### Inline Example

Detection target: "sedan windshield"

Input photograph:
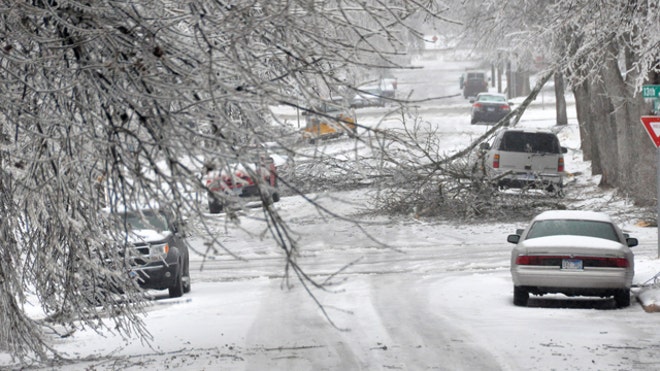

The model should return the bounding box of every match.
[525,219,619,242]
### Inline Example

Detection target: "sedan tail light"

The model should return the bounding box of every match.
[515,255,629,268]
[500,105,510,111]
[473,103,483,109]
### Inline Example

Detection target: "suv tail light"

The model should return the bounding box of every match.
[558,157,564,172]
[493,154,500,169]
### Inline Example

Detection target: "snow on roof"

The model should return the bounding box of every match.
[533,210,614,223]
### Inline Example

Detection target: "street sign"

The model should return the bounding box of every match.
[641,116,660,147]
[643,85,660,98]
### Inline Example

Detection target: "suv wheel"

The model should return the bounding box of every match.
[546,184,565,198]
[169,271,184,298]
[182,261,191,294]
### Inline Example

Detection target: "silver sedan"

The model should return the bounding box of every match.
[507,210,637,308]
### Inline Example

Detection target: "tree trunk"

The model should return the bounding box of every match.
[588,42,656,204]
[588,70,618,186]
[572,79,596,166]
[600,52,633,193]
[554,71,568,126]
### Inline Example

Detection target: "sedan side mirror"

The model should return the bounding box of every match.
[469,98,476,103]
[626,237,638,248]
[507,234,520,244]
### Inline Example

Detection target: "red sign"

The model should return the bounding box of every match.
[641,116,660,147]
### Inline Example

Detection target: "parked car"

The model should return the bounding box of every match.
[351,85,385,108]
[478,129,567,194]
[507,210,637,308]
[460,70,488,98]
[114,208,191,298]
[470,93,512,124]
[204,153,280,213]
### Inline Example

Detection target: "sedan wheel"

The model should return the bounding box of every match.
[513,286,529,307]
[613,289,631,308]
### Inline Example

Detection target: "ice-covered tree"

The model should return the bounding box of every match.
[457,0,660,204]
[0,0,447,362]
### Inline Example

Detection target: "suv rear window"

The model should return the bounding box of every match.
[498,132,561,154]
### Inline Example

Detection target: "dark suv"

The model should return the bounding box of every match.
[119,209,191,298]
[460,71,488,98]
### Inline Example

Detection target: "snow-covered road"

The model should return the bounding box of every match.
[5,50,660,371]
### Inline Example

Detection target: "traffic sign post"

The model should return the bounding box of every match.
[641,116,660,257]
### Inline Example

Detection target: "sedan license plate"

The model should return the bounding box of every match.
[487,107,495,112]
[562,259,583,270]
